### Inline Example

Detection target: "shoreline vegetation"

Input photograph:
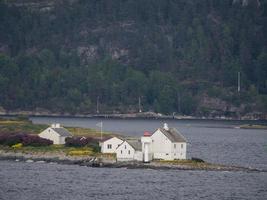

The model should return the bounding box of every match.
[1,111,267,122]
[0,118,266,172]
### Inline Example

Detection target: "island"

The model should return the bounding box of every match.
[0,117,265,172]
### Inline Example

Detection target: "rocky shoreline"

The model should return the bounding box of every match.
[0,151,265,173]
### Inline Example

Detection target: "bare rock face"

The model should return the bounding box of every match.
[6,0,79,12]
[198,96,245,117]
[109,48,129,60]
[77,46,99,63]
[200,96,229,111]
[232,0,261,7]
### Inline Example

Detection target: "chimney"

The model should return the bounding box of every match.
[163,123,169,131]
[51,123,60,128]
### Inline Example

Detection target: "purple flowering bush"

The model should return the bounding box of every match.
[0,133,52,146]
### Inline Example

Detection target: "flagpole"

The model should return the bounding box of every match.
[101,121,103,140]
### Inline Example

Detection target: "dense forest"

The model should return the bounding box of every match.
[0,0,266,117]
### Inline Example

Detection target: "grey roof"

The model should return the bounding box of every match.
[126,139,142,151]
[52,128,73,137]
[158,128,186,143]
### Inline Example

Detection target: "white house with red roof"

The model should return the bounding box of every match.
[100,123,187,162]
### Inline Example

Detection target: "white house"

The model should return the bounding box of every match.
[115,139,143,161]
[99,137,124,153]
[148,123,187,161]
[101,123,187,162]
[39,123,73,145]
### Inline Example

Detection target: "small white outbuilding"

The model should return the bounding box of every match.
[39,123,73,145]
[99,137,124,153]
[115,139,143,162]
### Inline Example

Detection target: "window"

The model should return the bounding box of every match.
[125,145,127,149]
[166,153,169,156]
[128,150,130,155]
[121,150,122,154]
[107,144,112,149]
[181,144,183,149]
[174,144,176,148]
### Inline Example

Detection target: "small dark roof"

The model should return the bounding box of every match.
[52,128,72,137]
[126,139,142,151]
[158,128,186,143]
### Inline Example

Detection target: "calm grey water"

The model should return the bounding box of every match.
[0,160,266,200]
[1,117,266,200]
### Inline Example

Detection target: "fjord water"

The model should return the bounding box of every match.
[0,161,266,200]
[1,117,266,200]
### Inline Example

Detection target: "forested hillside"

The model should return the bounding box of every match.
[0,0,266,118]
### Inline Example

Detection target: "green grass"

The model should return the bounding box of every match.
[0,144,99,156]
[239,124,267,129]
[0,118,48,134]
[154,159,224,168]
[0,117,122,138]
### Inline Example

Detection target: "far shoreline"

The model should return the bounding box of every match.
[1,112,267,122]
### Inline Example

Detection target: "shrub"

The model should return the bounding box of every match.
[65,137,97,147]
[0,134,52,147]
[12,143,23,148]
[4,134,25,146]
[90,143,101,153]
[0,134,8,144]
[22,135,53,146]
[67,149,93,156]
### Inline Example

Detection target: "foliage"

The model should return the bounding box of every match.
[22,135,53,146]
[67,149,93,156]
[0,133,52,146]
[0,0,266,115]
[65,136,97,147]
[11,143,23,148]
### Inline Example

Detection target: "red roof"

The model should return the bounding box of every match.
[143,131,151,137]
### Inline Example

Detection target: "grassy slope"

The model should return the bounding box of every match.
[0,118,120,137]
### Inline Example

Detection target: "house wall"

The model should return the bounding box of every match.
[59,136,67,145]
[151,129,173,160]
[172,142,187,159]
[101,137,123,153]
[116,142,136,161]
[39,128,62,144]
[134,151,143,161]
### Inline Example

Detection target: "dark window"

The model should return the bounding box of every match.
[181,144,183,149]
[174,144,176,148]
[121,150,122,154]
[125,145,126,149]
[107,144,112,149]
[128,150,130,154]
